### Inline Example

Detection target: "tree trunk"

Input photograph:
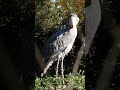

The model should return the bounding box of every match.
[35,42,46,72]
[0,40,26,90]
[85,0,101,55]
[72,37,85,74]
[95,24,120,90]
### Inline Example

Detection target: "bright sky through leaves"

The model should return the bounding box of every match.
[51,0,56,3]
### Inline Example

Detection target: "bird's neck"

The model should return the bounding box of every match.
[70,26,77,30]
[69,26,77,34]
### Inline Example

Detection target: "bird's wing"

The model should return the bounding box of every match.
[42,28,73,60]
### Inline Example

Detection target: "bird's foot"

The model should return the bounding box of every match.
[62,81,66,90]
[41,73,44,77]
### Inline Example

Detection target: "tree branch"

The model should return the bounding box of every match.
[72,37,85,74]
[35,42,46,72]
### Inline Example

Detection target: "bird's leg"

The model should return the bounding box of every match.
[61,56,65,85]
[56,58,60,77]
[41,60,54,77]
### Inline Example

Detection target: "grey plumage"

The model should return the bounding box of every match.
[43,27,76,60]
[41,13,79,77]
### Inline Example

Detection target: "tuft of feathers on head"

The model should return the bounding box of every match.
[70,13,80,25]
[61,13,80,28]
[68,13,80,28]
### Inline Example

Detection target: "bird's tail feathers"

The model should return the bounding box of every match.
[41,58,56,77]
[41,54,62,77]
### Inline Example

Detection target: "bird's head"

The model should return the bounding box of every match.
[69,13,79,28]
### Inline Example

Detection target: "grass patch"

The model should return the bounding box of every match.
[35,73,85,90]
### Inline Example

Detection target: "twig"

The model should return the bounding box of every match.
[72,37,85,74]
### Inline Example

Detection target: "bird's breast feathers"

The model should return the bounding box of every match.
[43,27,77,59]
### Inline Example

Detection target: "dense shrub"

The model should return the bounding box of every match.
[35,73,85,90]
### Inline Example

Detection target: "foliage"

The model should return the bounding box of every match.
[35,0,85,74]
[35,73,85,90]
[0,0,34,33]
[0,0,34,53]
[35,0,85,37]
